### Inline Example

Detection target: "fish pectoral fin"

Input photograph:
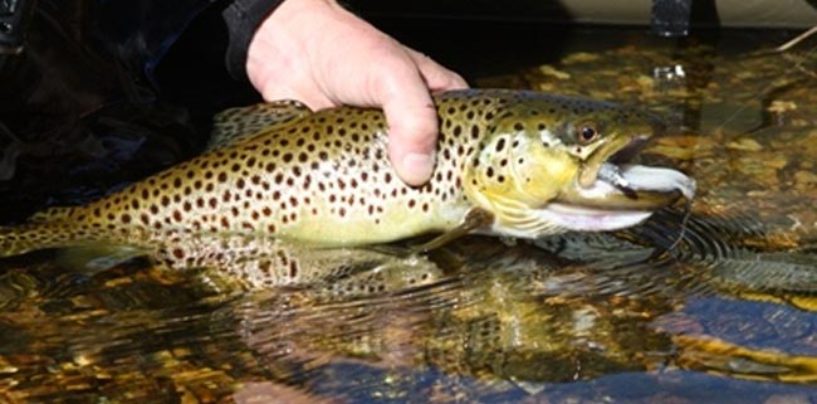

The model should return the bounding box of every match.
[412,208,494,253]
[208,100,313,150]
[56,244,150,275]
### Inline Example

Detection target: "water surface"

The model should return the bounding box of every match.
[2,28,817,402]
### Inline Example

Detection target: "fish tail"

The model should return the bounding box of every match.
[0,221,99,257]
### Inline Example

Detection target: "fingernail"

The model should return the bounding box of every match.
[401,152,435,185]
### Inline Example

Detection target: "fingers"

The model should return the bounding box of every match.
[375,59,440,186]
[406,48,469,92]
[258,83,337,111]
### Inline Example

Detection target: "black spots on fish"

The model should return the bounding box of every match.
[217,172,228,183]
[486,167,495,178]
[470,125,480,140]
[495,138,506,153]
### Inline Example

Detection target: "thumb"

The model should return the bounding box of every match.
[377,63,440,187]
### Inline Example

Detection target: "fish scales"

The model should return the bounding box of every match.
[40,93,503,244]
[0,89,692,288]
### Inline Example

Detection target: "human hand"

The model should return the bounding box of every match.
[245,0,468,186]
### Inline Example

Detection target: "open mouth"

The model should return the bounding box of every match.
[558,135,696,212]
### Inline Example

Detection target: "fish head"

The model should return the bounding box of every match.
[463,93,694,238]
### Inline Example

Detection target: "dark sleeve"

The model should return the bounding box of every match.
[95,0,285,85]
[94,0,219,83]
[222,0,286,80]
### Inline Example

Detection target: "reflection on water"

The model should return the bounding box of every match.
[3,30,817,401]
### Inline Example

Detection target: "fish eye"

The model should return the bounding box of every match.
[578,125,598,144]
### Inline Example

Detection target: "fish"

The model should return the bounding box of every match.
[0,89,695,287]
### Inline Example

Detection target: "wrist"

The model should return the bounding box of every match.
[245,0,346,95]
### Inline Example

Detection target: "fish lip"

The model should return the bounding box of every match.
[578,133,651,188]
[608,134,650,165]
[559,158,695,211]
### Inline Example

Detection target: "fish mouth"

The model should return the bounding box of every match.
[558,135,696,212]
[578,133,651,188]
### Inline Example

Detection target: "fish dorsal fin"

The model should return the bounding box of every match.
[208,100,312,150]
[28,206,74,223]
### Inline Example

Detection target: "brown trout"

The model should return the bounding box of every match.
[0,89,694,287]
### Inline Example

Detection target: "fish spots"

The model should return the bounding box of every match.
[50,92,528,278]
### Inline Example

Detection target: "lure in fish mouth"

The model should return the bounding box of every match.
[459,93,695,239]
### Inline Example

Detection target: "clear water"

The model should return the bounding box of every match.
[2,27,817,402]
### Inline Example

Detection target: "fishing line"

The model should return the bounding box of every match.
[665,198,693,254]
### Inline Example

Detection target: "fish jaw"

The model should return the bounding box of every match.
[535,164,694,234]
[484,164,695,238]
[558,164,696,211]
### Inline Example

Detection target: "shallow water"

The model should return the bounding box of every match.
[3,28,817,402]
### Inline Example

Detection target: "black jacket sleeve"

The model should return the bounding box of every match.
[222,0,286,80]
[94,0,218,82]
[95,0,285,84]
